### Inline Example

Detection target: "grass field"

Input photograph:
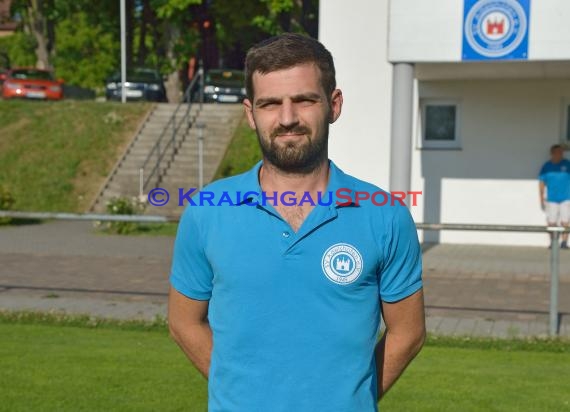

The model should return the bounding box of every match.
[213,117,261,180]
[0,100,150,212]
[1,314,569,412]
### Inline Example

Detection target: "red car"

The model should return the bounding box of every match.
[1,68,64,100]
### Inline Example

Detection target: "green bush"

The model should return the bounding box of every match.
[53,12,119,91]
[0,32,36,68]
[0,186,14,225]
[96,196,145,235]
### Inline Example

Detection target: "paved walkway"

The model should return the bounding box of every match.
[1,220,569,337]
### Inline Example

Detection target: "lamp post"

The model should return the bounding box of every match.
[120,0,127,103]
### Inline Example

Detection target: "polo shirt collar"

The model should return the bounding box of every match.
[235,159,357,208]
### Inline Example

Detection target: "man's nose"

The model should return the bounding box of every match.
[278,100,299,128]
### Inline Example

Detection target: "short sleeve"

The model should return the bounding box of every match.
[170,208,213,300]
[378,205,423,303]
[538,163,548,181]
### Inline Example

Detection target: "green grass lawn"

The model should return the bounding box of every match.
[213,117,261,180]
[0,100,150,212]
[1,314,569,412]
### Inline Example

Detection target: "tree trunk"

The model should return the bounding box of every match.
[136,0,151,66]
[28,0,51,69]
[126,0,135,68]
[301,0,318,38]
[164,24,181,103]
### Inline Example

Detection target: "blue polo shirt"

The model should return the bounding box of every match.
[539,159,570,203]
[170,160,423,412]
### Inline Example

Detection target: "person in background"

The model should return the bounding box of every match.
[539,144,570,248]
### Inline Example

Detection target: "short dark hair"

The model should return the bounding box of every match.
[551,144,562,153]
[244,33,336,101]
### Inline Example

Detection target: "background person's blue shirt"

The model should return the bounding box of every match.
[539,159,570,203]
[170,160,423,412]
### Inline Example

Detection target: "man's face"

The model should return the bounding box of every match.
[552,147,564,163]
[244,63,342,174]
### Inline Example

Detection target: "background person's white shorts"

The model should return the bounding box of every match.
[545,201,570,224]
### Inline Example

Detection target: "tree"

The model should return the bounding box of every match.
[11,0,56,69]
[210,0,319,68]
[3,0,320,94]
[53,12,118,89]
[252,0,318,37]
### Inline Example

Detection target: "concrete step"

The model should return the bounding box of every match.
[107,173,143,183]
[151,110,197,118]
[173,152,227,163]
[109,166,149,175]
[99,188,140,200]
[91,101,242,214]
[153,105,198,113]
[180,138,233,147]
[177,140,231,149]
[126,143,180,154]
[167,157,222,170]
[165,171,219,182]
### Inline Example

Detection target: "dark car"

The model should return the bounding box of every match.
[200,69,246,103]
[105,68,167,102]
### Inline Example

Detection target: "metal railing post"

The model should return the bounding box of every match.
[196,122,205,190]
[172,115,176,159]
[140,67,202,192]
[155,140,161,184]
[549,230,560,336]
[199,64,204,111]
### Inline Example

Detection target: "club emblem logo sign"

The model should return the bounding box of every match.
[462,0,530,60]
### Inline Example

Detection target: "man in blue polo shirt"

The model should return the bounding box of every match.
[168,33,425,411]
[539,144,570,248]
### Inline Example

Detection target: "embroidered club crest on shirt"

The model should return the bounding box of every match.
[321,243,363,285]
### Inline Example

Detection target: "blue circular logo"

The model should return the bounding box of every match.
[464,0,527,58]
[321,243,363,285]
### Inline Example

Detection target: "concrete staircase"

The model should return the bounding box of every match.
[154,104,244,216]
[90,103,244,217]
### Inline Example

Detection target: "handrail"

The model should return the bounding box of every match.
[416,223,570,232]
[0,212,562,337]
[415,221,565,337]
[88,104,156,212]
[140,67,205,191]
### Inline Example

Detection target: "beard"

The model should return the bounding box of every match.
[256,121,329,174]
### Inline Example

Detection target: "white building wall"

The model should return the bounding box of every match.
[389,0,570,62]
[411,79,570,246]
[319,0,392,187]
[320,1,570,246]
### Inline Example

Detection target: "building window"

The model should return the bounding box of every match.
[419,100,461,149]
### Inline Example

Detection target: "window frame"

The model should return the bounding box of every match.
[418,99,462,150]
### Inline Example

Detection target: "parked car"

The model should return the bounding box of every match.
[105,68,167,102]
[1,68,64,101]
[199,69,246,103]
[0,68,7,86]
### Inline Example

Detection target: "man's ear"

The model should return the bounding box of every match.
[243,98,256,130]
[329,89,343,124]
